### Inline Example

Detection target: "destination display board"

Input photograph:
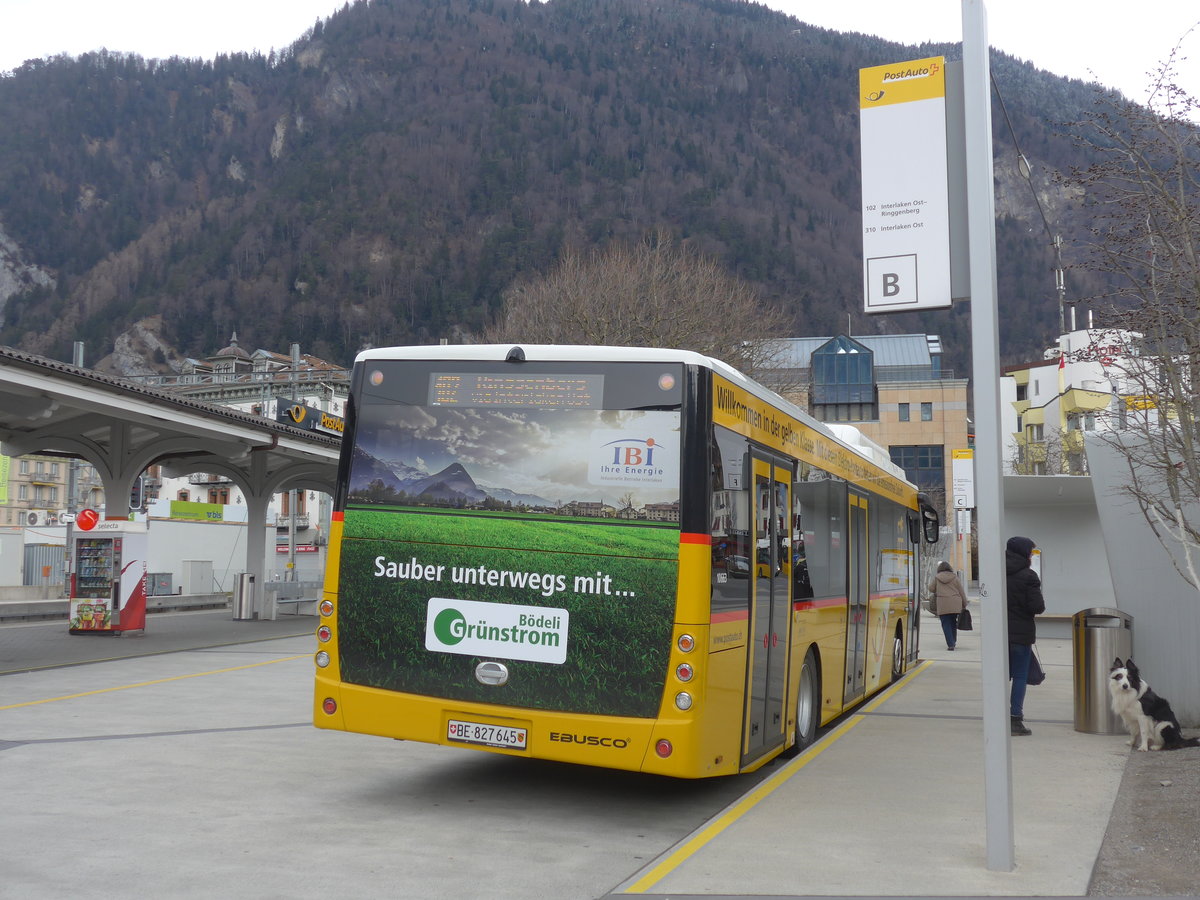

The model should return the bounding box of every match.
[429,373,604,409]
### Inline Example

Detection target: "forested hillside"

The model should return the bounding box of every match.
[0,0,1116,374]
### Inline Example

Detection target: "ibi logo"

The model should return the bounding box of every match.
[589,429,675,486]
[425,597,569,664]
[607,437,657,467]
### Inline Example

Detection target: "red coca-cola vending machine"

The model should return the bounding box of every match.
[69,520,148,635]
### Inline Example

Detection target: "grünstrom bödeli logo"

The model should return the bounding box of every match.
[425,597,569,664]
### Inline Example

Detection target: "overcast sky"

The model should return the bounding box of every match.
[1,0,1196,103]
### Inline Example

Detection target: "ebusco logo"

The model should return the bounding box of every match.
[425,597,569,664]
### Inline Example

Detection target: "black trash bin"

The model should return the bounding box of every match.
[1072,607,1133,734]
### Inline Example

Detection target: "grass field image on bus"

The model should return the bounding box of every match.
[337,508,679,717]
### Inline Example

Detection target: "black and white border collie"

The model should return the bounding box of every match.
[1108,657,1200,751]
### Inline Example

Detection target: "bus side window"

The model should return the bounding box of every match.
[791,483,814,599]
[710,427,752,613]
[794,479,846,599]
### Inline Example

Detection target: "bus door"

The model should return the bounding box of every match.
[843,490,869,704]
[742,452,793,765]
[906,512,922,665]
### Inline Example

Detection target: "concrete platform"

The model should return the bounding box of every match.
[3,600,1196,898]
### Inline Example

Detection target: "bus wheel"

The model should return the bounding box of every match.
[890,626,904,683]
[783,648,820,757]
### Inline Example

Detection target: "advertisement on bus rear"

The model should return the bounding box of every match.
[336,400,682,718]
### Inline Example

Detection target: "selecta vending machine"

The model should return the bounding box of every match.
[69,519,149,635]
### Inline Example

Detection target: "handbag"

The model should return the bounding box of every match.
[926,594,937,615]
[1027,646,1046,685]
[956,606,973,631]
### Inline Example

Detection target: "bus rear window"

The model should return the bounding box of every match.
[347,361,683,520]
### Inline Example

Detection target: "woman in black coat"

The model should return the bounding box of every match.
[1006,535,1045,736]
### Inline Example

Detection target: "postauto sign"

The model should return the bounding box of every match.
[277,403,345,437]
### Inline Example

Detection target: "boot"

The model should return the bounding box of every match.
[1011,716,1032,736]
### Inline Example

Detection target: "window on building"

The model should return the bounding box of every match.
[19,459,29,475]
[921,402,933,421]
[1016,384,1027,401]
[809,335,877,421]
[889,445,946,495]
[18,485,29,501]
[51,463,60,478]
[177,490,190,502]
[898,403,910,422]
[1084,412,1096,431]
[1029,424,1044,441]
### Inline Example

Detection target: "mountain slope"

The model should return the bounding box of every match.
[0,0,1115,374]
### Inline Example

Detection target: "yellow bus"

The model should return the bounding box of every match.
[313,344,939,777]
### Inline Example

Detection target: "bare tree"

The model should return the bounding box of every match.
[481,229,794,381]
[1066,45,1200,586]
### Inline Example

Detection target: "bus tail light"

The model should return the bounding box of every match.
[317,625,331,642]
[315,651,330,668]
[655,739,673,758]
[677,633,695,653]
[675,662,694,682]
[319,599,334,617]
[674,691,693,711]
[321,697,337,715]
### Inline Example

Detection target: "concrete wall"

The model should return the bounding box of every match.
[1002,475,1117,623]
[1085,435,1200,726]
[0,529,24,585]
[0,519,327,597]
[145,518,327,590]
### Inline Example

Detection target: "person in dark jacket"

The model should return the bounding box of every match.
[1006,535,1045,736]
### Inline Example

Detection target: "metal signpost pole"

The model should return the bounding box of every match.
[962,0,1015,871]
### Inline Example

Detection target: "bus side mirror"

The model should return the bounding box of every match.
[922,507,940,544]
[916,492,940,544]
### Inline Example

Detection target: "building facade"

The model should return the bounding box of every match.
[1001,326,1141,475]
[1,454,104,528]
[764,334,970,522]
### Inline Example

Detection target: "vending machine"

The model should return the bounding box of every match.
[69,522,149,634]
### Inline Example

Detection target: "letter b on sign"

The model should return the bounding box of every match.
[866,254,918,308]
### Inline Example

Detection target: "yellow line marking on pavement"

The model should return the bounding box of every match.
[621,659,934,894]
[862,658,933,713]
[0,655,305,711]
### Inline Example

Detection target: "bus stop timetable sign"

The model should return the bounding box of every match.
[859,56,952,314]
